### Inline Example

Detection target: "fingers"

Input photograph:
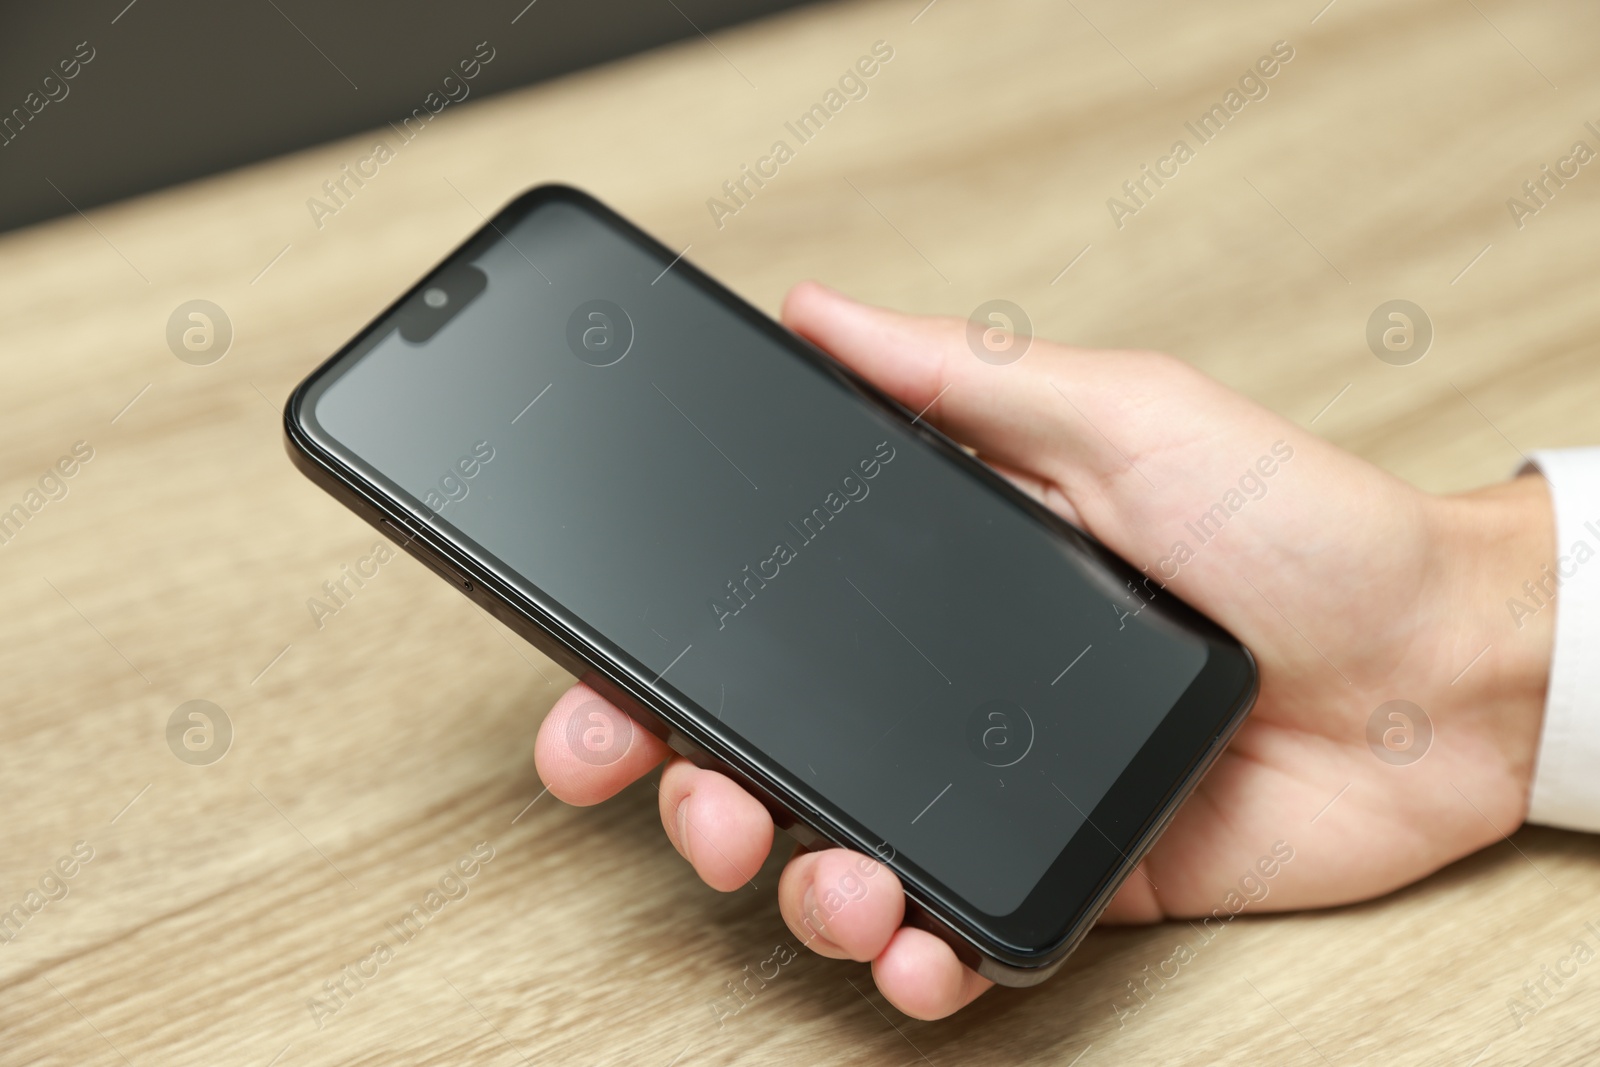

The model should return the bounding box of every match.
[872,927,993,1020]
[533,683,669,805]
[538,681,1069,1022]
[540,690,979,1014]
[777,847,991,1019]
[658,758,775,892]
[778,848,903,960]
[537,686,776,893]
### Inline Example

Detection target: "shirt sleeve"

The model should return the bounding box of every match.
[1525,447,1600,833]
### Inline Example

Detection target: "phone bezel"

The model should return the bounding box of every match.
[283,183,1258,982]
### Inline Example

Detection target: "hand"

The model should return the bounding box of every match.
[534,282,1556,1018]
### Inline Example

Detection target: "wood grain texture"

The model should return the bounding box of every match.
[2,0,1598,1063]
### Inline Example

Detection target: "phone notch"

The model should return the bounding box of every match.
[397,261,488,344]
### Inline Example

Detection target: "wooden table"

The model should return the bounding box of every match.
[3,0,1598,1063]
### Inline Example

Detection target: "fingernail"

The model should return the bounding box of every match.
[800,884,823,942]
[675,796,692,862]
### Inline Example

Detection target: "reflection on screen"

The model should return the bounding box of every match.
[315,201,1208,915]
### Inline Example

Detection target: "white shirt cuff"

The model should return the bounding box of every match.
[1525,448,1600,833]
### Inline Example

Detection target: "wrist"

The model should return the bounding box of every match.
[1429,473,1556,817]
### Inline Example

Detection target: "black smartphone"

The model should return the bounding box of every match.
[284,184,1256,986]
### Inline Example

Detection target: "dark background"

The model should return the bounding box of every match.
[0,0,811,234]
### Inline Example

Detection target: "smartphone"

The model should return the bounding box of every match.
[284,184,1256,986]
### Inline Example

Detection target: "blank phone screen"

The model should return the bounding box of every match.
[312,198,1209,917]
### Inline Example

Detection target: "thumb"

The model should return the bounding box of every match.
[781,281,960,420]
[779,282,1141,490]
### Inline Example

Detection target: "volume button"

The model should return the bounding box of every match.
[378,517,416,547]
[380,517,473,592]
